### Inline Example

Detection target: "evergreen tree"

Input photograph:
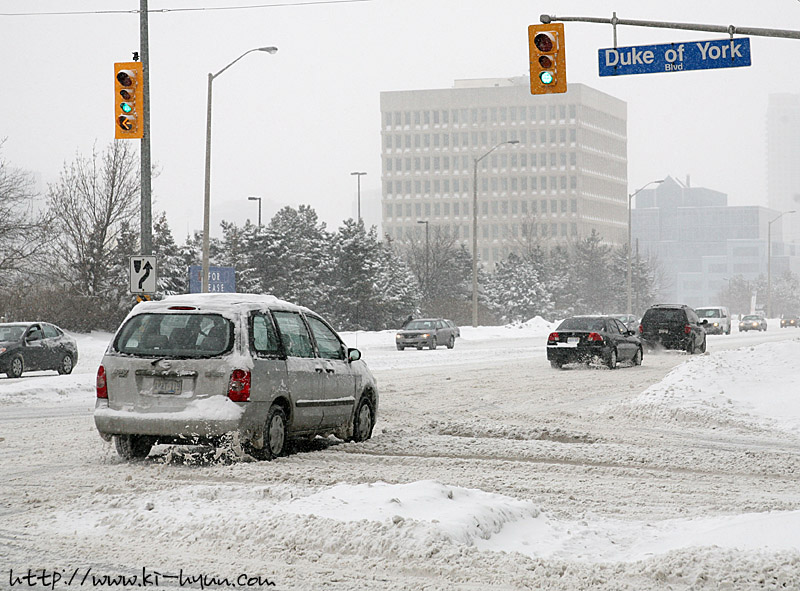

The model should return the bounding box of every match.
[152,212,185,295]
[484,252,554,322]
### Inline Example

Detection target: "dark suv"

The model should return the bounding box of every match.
[639,304,707,354]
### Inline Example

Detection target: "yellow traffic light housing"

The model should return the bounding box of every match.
[114,61,143,139]
[529,23,567,95]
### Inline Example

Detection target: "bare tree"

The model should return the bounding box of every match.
[0,139,52,288]
[46,141,140,295]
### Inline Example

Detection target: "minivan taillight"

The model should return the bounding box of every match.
[227,369,251,402]
[684,324,692,335]
[96,365,108,399]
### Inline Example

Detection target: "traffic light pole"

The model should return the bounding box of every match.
[139,0,152,256]
[540,13,800,41]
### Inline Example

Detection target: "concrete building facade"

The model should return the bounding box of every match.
[379,78,627,268]
[633,176,794,308]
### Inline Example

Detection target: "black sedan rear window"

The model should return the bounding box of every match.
[114,313,233,357]
[557,317,605,331]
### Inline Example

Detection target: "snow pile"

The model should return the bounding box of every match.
[47,479,800,565]
[627,339,800,435]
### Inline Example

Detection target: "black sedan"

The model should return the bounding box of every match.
[547,315,643,369]
[0,322,79,378]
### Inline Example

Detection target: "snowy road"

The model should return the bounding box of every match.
[2,324,800,589]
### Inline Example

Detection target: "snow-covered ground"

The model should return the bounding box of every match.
[2,322,800,589]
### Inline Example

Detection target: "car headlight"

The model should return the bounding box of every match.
[712,322,719,327]
[395,334,402,339]
[421,333,430,338]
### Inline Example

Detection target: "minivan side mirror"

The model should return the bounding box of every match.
[347,348,361,362]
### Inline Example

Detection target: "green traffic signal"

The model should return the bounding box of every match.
[539,71,554,85]
[120,102,133,114]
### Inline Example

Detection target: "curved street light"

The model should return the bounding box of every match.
[627,179,664,314]
[767,209,795,318]
[471,140,519,327]
[202,46,278,292]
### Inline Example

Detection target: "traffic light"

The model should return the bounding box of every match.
[114,61,143,139]
[528,23,567,95]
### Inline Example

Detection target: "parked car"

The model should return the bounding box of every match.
[395,318,458,350]
[547,315,643,369]
[94,294,378,461]
[694,306,732,335]
[639,304,707,354]
[0,322,78,378]
[609,313,639,332]
[739,314,767,332]
[780,314,799,328]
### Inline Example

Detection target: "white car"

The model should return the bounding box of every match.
[694,306,732,335]
[94,294,378,460]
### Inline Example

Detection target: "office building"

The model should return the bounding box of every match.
[380,79,627,268]
[767,93,800,245]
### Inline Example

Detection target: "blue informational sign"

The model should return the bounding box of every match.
[188,266,236,293]
[598,38,751,77]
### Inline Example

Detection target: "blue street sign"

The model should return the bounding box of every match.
[188,265,236,293]
[598,38,751,76]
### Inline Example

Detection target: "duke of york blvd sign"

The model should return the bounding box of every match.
[598,37,751,76]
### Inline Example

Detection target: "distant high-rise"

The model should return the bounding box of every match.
[767,93,800,245]
[379,79,627,268]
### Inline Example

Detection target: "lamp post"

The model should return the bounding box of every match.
[248,196,262,226]
[472,140,519,327]
[417,220,429,297]
[627,179,664,314]
[202,46,277,293]
[350,171,367,222]
[767,209,795,318]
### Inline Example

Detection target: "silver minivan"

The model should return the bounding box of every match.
[94,294,378,460]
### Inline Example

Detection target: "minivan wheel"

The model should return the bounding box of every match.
[6,356,23,378]
[686,339,695,355]
[550,360,563,369]
[114,434,153,460]
[57,353,74,375]
[350,396,374,442]
[263,405,287,460]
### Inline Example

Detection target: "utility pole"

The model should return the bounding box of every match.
[139,0,152,255]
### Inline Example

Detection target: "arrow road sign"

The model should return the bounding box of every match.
[130,255,157,294]
[599,37,751,76]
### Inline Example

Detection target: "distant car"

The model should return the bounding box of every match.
[395,318,458,350]
[0,322,79,378]
[694,306,732,335]
[780,314,799,329]
[547,315,643,369]
[94,294,378,461]
[639,304,707,354]
[739,315,767,332]
[609,314,638,332]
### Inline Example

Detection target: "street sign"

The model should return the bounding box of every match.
[130,255,157,294]
[188,265,236,293]
[598,38,751,76]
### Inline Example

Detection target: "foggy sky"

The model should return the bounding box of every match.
[2,0,799,238]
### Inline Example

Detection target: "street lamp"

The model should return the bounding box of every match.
[202,46,278,293]
[627,179,664,314]
[248,196,262,226]
[472,140,519,327]
[417,220,429,297]
[351,171,367,222]
[767,209,795,318]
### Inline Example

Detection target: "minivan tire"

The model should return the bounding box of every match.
[350,396,374,442]
[114,434,153,460]
[263,405,288,460]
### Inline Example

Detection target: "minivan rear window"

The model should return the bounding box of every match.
[114,313,233,358]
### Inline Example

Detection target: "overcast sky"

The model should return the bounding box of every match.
[2,0,799,239]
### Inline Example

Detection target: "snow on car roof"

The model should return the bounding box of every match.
[128,293,312,316]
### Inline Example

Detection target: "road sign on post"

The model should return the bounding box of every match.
[130,255,157,294]
[599,38,751,76]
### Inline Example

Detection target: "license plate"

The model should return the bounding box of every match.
[567,337,580,344]
[659,328,669,334]
[154,378,182,395]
